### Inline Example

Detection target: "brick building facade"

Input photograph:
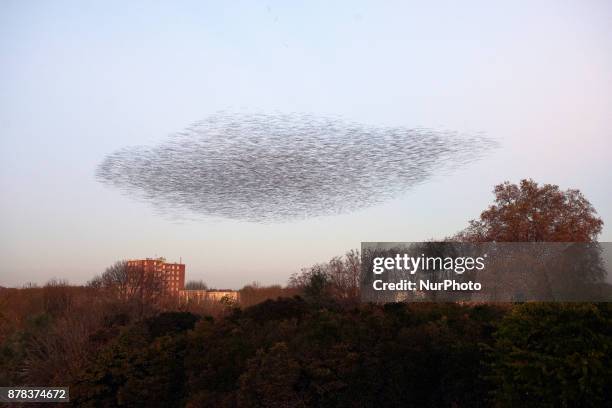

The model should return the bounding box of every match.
[126,257,185,294]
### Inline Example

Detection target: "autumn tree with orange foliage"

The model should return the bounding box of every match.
[454,179,603,242]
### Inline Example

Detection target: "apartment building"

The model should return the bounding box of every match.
[126,257,185,294]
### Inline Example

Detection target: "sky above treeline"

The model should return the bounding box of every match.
[1,1,611,288]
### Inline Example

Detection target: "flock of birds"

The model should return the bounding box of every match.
[96,112,496,222]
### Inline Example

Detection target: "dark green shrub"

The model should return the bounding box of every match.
[490,303,612,407]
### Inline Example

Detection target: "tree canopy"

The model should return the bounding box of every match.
[454,179,603,242]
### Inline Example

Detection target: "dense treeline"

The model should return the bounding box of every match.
[68,300,611,407]
[2,289,610,407]
[0,280,287,388]
[73,300,503,407]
